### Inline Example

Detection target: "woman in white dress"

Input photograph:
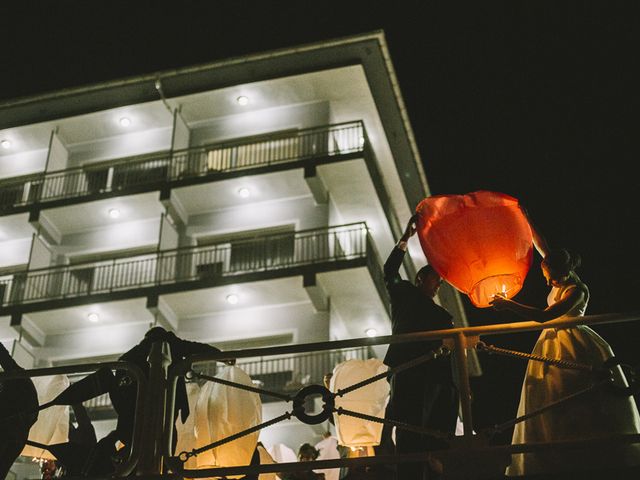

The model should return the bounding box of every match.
[491,247,640,476]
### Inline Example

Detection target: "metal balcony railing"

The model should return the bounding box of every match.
[197,346,373,402]
[6,313,640,478]
[0,223,370,307]
[78,346,373,417]
[0,122,365,212]
[164,311,640,480]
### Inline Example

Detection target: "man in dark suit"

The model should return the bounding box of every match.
[384,215,459,480]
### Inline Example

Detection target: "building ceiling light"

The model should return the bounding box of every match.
[119,117,131,127]
[237,187,250,198]
[108,208,121,219]
[1,140,11,149]
[236,95,249,106]
[226,293,239,305]
[365,328,377,337]
[87,312,100,322]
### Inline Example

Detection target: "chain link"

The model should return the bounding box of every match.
[476,341,593,371]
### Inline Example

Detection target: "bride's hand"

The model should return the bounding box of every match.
[490,295,510,310]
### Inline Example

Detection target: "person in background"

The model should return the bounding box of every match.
[45,403,98,476]
[40,458,62,479]
[278,443,325,480]
[0,342,39,479]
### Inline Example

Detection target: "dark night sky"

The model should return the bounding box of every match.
[2,1,639,435]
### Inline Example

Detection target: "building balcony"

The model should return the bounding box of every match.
[0,122,366,216]
[0,222,388,316]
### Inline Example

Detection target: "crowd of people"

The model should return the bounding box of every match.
[1,208,640,479]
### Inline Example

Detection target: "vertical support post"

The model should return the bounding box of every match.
[106,167,114,191]
[453,332,474,439]
[137,340,172,475]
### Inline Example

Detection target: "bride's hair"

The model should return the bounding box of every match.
[543,248,581,277]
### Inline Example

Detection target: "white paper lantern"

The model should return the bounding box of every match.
[21,375,70,460]
[330,359,389,448]
[186,366,261,477]
[174,382,202,470]
[256,443,278,480]
[268,443,297,464]
[315,435,341,480]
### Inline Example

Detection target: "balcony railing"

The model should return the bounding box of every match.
[0,122,365,213]
[80,346,373,417]
[4,312,640,478]
[200,346,372,401]
[0,223,371,308]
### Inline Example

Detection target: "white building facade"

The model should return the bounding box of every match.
[0,32,472,476]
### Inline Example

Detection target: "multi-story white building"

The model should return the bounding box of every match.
[0,31,474,477]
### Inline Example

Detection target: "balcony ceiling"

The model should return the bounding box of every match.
[25,297,151,336]
[42,192,164,236]
[162,276,310,318]
[175,170,311,216]
[15,267,391,363]
[0,66,370,159]
[178,67,369,127]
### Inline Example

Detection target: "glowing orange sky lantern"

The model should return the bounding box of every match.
[415,190,533,308]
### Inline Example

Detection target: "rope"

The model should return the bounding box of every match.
[178,346,449,462]
[336,407,452,440]
[191,371,293,402]
[336,346,449,397]
[476,341,593,371]
[178,411,293,461]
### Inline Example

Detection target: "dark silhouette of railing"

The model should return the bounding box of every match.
[81,346,372,413]
[0,122,365,213]
[8,313,640,477]
[0,223,369,307]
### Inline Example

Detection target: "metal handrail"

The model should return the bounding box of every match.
[165,310,640,478]
[178,311,640,363]
[0,121,365,211]
[195,346,372,398]
[80,347,372,413]
[0,223,369,306]
[4,313,638,478]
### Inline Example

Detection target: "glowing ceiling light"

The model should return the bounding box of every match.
[226,293,239,305]
[108,208,121,219]
[237,187,250,198]
[87,312,100,322]
[236,95,249,106]
[1,140,11,149]
[119,117,131,127]
[365,328,377,337]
